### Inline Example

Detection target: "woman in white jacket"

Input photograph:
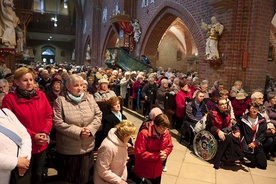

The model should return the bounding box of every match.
[0,108,32,184]
[94,120,136,184]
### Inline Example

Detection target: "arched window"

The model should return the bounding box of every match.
[41,46,56,64]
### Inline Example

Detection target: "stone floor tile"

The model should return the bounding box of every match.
[175,177,214,184]
[249,164,276,179]
[178,162,215,183]
[216,170,253,184]
[251,174,276,184]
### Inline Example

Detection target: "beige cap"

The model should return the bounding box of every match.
[98,78,109,84]
[236,92,246,100]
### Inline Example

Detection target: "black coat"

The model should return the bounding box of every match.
[102,112,127,136]
[234,113,267,153]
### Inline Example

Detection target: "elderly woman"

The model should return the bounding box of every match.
[0,79,10,94]
[94,120,136,184]
[45,77,63,107]
[251,91,276,161]
[102,96,127,137]
[2,67,53,184]
[234,102,268,169]
[0,108,32,183]
[132,75,145,110]
[155,78,172,111]
[175,80,192,130]
[53,74,102,183]
[170,77,181,94]
[230,80,247,98]
[263,91,276,159]
[133,114,173,184]
[94,78,117,101]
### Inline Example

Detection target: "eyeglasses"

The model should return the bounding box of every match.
[256,97,264,100]
[249,107,259,111]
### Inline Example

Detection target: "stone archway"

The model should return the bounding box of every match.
[101,26,119,67]
[138,4,204,72]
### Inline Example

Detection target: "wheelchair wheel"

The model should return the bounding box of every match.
[193,130,218,161]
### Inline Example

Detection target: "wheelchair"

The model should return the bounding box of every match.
[180,123,218,161]
[193,130,218,161]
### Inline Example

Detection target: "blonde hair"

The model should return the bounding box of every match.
[14,67,34,81]
[219,89,229,95]
[115,120,136,138]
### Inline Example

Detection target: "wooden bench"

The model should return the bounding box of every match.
[128,96,134,110]
[164,93,176,128]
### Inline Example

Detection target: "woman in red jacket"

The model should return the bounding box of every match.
[175,80,192,130]
[133,114,173,184]
[2,67,53,184]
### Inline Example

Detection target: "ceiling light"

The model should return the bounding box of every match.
[54,22,57,27]
[64,0,68,9]
[49,36,52,38]
[48,38,50,41]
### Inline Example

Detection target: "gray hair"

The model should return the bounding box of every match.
[267,91,276,101]
[148,77,155,83]
[66,74,84,88]
[161,78,169,85]
[251,91,263,101]
[0,79,9,85]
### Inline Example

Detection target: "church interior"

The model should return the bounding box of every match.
[0,0,276,96]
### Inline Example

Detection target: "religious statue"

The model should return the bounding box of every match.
[15,27,24,53]
[0,0,20,47]
[105,49,111,61]
[201,16,224,60]
[102,7,107,23]
[86,44,91,60]
[71,49,76,60]
[132,19,141,43]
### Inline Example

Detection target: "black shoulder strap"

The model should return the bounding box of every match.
[1,109,7,116]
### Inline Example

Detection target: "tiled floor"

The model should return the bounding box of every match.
[123,109,276,184]
[48,109,276,184]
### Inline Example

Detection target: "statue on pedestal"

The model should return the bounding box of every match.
[86,44,91,60]
[0,0,20,47]
[132,19,141,43]
[72,49,76,60]
[201,16,224,60]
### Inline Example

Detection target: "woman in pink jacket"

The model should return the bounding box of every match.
[94,120,136,184]
[2,67,53,184]
[133,114,173,184]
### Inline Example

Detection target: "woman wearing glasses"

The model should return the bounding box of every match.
[206,97,245,169]
[234,102,267,169]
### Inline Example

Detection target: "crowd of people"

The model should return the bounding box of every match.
[0,62,276,183]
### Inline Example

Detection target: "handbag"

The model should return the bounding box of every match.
[194,114,208,133]
[10,167,31,184]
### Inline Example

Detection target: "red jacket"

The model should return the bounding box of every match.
[206,109,231,135]
[132,81,145,99]
[175,90,192,118]
[232,98,252,121]
[2,90,53,154]
[134,121,173,179]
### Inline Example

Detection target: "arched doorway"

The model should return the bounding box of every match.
[41,46,56,64]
